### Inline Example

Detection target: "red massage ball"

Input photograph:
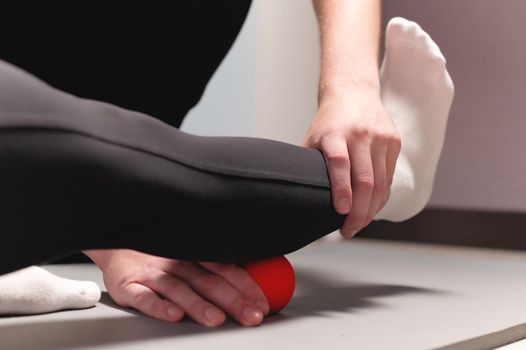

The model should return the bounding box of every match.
[242,256,296,314]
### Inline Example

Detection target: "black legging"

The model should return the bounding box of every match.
[1,0,257,265]
[0,60,345,276]
[0,1,253,127]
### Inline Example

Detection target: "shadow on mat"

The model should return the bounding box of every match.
[284,267,442,317]
[0,267,441,350]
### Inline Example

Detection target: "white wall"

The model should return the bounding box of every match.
[182,0,319,145]
[180,0,258,137]
[253,0,320,145]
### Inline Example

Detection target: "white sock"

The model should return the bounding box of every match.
[374,17,455,222]
[0,266,101,315]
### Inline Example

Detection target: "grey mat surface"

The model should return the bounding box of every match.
[1,238,526,350]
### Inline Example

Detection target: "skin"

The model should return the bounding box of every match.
[305,0,400,238]
[84,0,400,327]
[84,249,269,327]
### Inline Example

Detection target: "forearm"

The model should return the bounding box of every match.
[312,0,382,100]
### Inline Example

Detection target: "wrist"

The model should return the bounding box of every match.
[83,249,119,270]
[318,79,380,104]
[318,79,381,106]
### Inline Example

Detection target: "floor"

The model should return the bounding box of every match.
[1,238,526,350]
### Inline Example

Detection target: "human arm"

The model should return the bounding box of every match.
[305,0,401,237]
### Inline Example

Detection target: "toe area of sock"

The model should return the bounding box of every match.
[386,17,446,63]
[74,281,102,308]
[58,280,102,310]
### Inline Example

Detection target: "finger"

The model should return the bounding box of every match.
[320,135,353,214]
[381,136,401,211]
[122,282,184,323]
[199,261,270,315]
[378,187,392,213]
[366,139,388,222]
[166,262,264,327]
[340,140,374,238]
[386,136,401,188]
[150,272,227,328]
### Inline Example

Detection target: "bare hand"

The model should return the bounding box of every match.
[90,249,269,327]
[303,88,401,237]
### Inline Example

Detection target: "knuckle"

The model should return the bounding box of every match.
[391,130,401,142]
[160,275,185,291]
[319,132,342,148]
[304,134,318,148]
[390,133,402,149]
[351,126,371,139]
[355,175,374,190]
[374,130,391,142]
[321,131,343,141]
[190,299,211,313]
[375,180,389,194]
[374,129,400,147]
[170,260,188,270]
[215,262,239,275]
[332,181,351,197]
[195,274,223,292]
[326,153,350,168]
[133,290,152,306]
[142,271,166,285]
[338,185,352,196]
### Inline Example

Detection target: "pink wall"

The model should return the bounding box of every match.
[384,0,526,212]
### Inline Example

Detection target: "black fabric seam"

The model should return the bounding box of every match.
[0,126,331,189]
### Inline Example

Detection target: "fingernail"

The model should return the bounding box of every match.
[243,305,263,325]
[338,199,350,214]
[256,300,269,314]
[204,306,223,326]
[166,306,180,319]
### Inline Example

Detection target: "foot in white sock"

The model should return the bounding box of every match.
[0,266,101,315]
[374,17,455,222]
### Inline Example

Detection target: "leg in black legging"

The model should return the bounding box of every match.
[0,60,344,275]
